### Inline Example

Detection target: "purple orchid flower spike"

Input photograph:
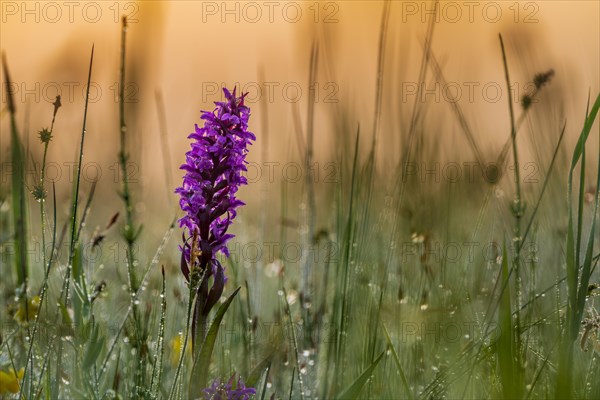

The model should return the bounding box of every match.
[175,87,255,348]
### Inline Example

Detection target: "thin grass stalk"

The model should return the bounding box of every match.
[518,122,567,250]
[155,90,175,207]
[168,290,195,400]
[38,97,60,272]
[333,129,359,395]
[150,265,167,397]
[357,0,390,269]
[498,38,525,395]
[301,41,318,332]
[60,44,94,310]
[281,285,305,400]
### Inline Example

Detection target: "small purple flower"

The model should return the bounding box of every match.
[175,87,255,344]
[203,375,256,400]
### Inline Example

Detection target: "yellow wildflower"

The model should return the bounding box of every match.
[0,367,24,394]
[170,335,191,366]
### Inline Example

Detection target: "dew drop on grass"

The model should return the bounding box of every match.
[287,291,297,305]
[277,290,284,297]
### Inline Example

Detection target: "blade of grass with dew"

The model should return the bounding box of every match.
[382,322,412,400]
[280,285,305,400]
[150,265,167,397]
[289,367,296,400]
[188,287,241,398]
[259,362,271,400]
[61,44,94,308]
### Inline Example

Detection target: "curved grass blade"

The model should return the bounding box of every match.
[246,351,275,389]
[336,349,385,400]
[382,323,412,400]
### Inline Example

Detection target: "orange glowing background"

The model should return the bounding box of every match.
[1,0,598,226]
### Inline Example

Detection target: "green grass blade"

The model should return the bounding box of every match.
[382,323,412,400]
[336,349,385,400]
[245,351,274,388]
[188,286,241,398]
[2,53,28,286]
[570,94,600,171]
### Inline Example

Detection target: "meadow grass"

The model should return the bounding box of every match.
[1,9,600,400]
